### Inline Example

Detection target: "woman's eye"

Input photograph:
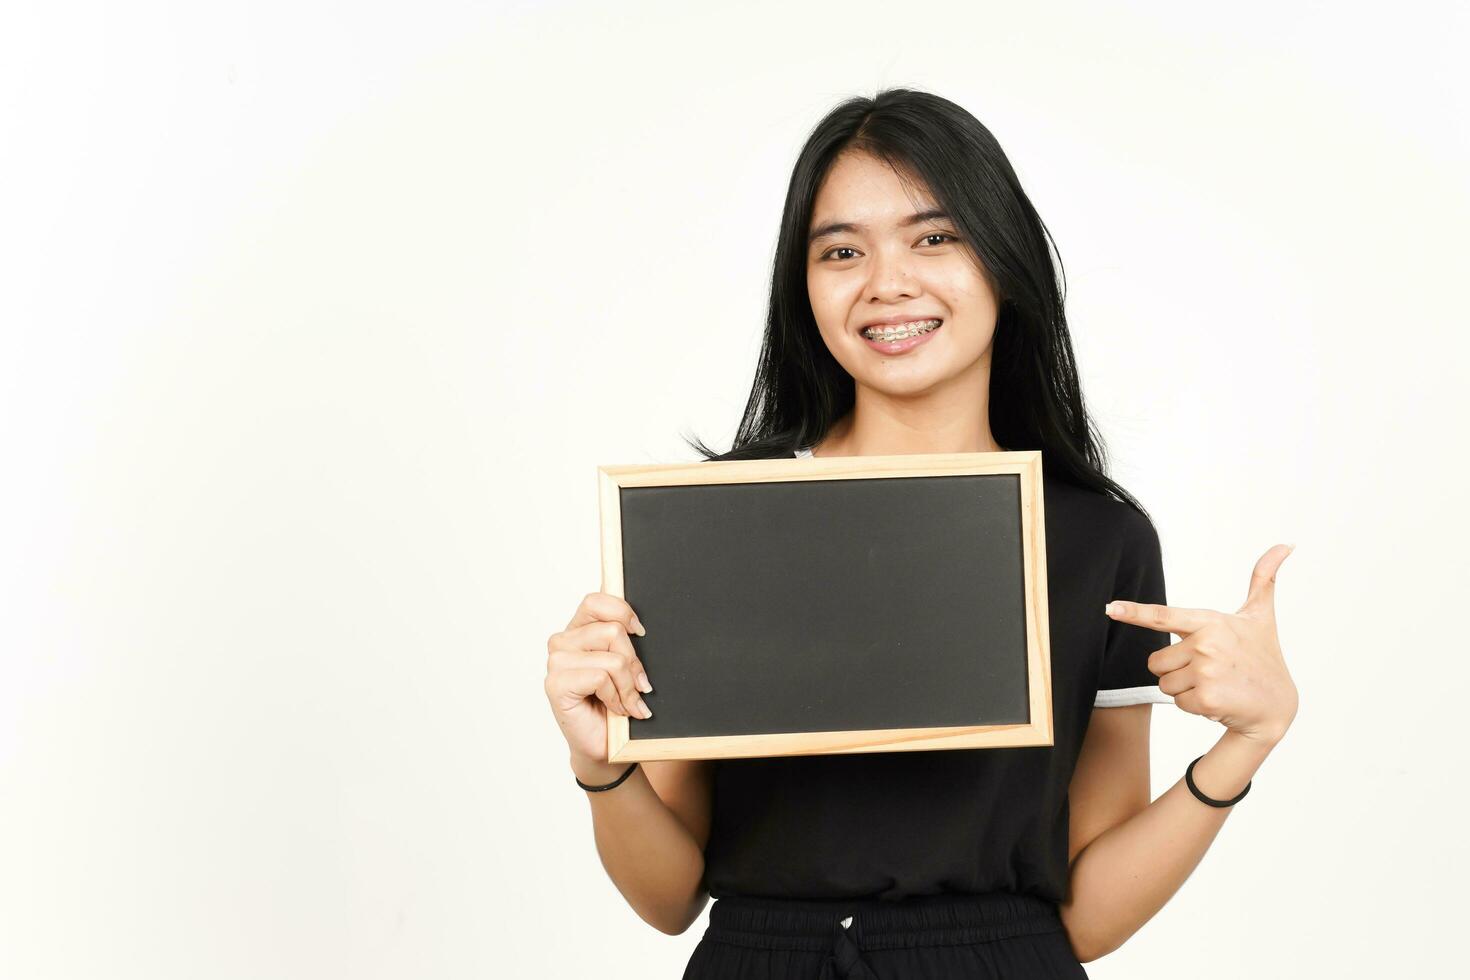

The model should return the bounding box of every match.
[818,234,959,262]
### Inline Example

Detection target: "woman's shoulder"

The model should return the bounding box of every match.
[1042,467,1158,552]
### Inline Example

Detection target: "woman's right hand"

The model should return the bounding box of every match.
[544,591,655,767]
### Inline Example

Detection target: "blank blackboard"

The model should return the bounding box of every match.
[596,451,1053,762]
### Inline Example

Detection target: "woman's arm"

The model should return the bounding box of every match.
[1064,543,1298,961]
[546,592,717,936]
[571,755,714,936]
[1059,704,1278,963]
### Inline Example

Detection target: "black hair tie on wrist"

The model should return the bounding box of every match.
[1186,754,1251,807]
[577,761,639,793]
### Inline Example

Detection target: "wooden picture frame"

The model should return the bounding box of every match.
[596,450,1053,763]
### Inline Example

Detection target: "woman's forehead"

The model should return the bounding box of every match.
[811,155,940,232]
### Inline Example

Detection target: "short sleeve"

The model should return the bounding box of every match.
[1094,509,1176,708]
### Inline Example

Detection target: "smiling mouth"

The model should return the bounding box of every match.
[860,318,943,341]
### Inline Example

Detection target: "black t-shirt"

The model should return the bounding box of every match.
[700,447,1174,905]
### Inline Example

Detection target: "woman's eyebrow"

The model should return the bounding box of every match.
[808,208,951,246]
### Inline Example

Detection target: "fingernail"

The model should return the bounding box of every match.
[1105,602,1121,616]
[637,672,652,694]
[631,615,646,637]
[637,699,652,718]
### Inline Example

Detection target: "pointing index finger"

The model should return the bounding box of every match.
[1104,600,1212,637]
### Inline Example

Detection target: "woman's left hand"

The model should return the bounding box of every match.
[1105,544,1299,745]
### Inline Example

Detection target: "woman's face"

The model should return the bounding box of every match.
[806,151,1000,399]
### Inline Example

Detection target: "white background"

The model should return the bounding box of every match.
[2,1,1465,977]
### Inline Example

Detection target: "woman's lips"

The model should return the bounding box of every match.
[861,322,942,354]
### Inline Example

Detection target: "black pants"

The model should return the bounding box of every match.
[681,892,1089,979]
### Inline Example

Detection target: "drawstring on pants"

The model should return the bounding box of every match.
[817,914,879,980]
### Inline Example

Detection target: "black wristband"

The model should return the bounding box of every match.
[577,761,639,793]
[1185,754,1251,807]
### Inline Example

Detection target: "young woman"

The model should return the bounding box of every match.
[544,88,1299,979]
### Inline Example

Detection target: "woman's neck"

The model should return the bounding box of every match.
[810,403,1003,458]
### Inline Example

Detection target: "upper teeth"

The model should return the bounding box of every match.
[863,319,941,340]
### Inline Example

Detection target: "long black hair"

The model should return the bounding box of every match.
[682,87,1152,520]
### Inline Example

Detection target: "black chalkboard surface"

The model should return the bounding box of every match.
[596,451,1053,763]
